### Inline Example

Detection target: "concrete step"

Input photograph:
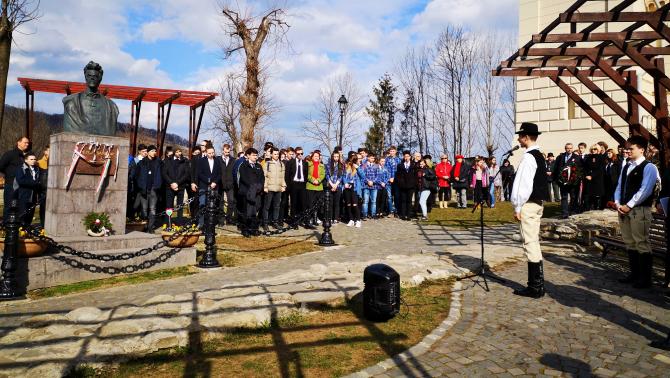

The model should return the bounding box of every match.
[17,245,197,291]
[48,231,165,251]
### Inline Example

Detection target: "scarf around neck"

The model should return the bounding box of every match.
[312,161,320,179]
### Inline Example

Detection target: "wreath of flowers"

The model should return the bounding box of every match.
[558,162,581,186]
[83,212,112,235]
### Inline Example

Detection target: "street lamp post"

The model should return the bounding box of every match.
[337,95,348,148]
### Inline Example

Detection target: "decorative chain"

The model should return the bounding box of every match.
[48,247,183,275]
[155,195,198,218]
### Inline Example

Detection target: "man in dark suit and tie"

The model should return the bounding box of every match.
[552,142,580,218]
[219,143,236,225]
[193,145,222,227]
[285,146,310,228]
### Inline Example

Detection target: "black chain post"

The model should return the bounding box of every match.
[0,200,24,300]
[199,187,220,268]
[319,188,335,246]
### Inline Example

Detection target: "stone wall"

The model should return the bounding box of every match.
[541,210,620,246]
[45,132,129,237]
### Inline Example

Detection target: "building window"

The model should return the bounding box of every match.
[567,97,576,120]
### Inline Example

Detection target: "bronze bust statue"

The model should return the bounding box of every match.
[63,61,119,136]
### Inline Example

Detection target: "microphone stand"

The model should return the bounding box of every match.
[457,150,514,291]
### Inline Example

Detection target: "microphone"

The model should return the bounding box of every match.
[504,145,520,155]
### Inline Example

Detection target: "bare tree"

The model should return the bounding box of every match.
[477,31,515,157]
[0,0,40,138]
[303,73,365,155]
[220,2,289,150]
[396,47,431,154]
[208,69,278,154]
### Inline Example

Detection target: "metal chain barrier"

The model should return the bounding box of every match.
[47,247,183,275]
[214,193,325,236]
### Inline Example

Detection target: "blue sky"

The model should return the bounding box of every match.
[7,0,518,148]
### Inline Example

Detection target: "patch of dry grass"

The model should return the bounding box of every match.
[200,234,322,267]
[72,278,454,378]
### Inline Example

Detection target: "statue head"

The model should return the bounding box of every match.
[83,61,103,91]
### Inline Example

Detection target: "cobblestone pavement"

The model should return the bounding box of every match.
[0,218,517,329]
[371,249,670,378]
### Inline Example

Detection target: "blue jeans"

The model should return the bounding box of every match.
[362,188,378,217]
[385,185,395,213]
[489,179,496,207]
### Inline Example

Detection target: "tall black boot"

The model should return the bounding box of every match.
[618,250,639,284]
[634,253,653,289]
[514,262,544,298]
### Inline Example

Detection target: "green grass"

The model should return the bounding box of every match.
[423,200,561,228]
[28,266,196,300]
[71,278,454,378]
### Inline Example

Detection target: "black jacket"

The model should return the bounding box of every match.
[546,159,556,183]
[285,158,308,189]
[194,157,222,189]
[15,163,42,203]
[162,156,190,188]
[584,153,606,196]
[450,162,470,189]
[553,152,581,185]
[238,161,265,203]
[219,155,235,191]
[395,161,417,190]
[0,147,26,185]
[135,157,163,192]
[417,167,437,192]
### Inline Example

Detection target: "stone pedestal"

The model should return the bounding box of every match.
[45,132,129,237]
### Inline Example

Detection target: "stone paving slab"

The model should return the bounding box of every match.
[366,248,670,378]
[0,218,522,377]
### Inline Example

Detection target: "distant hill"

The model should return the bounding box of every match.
[0,105,189,154]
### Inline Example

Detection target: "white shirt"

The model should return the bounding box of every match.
[207,158,214,173]
[511,145,540,213]
[294,159,304,182]
[614,156,660,208]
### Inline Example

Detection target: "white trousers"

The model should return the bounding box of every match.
[520,202,543,263]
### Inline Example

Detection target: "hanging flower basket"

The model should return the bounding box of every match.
[0,228,48,257]
[161,224,201,247]
[126,218,148,232]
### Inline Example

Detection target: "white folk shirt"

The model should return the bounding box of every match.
[511,145,540,214]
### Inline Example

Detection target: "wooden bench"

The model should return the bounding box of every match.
[595,212,668,287]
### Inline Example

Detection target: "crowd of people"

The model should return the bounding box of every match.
[0,135,662,238]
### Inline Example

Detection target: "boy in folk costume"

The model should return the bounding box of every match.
[511,122,550,298]
[614,136,661,289]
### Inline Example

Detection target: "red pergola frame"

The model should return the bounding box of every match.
[17,77,218,156]
[493,0,670,169]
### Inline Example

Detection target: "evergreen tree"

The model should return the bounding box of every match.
[365,74,396,155]
[397,89,416,152]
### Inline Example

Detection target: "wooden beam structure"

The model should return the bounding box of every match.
[17,78,217,156]
[493,0,670,165]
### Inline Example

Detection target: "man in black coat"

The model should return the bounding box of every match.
[285,146,309,227]
[238,148,265,236]
[553,142,581,218]
[15,151,42,226]
[187,149,202,223]
[0,136,30,219]
[546,153,559,202]
[394,150,416,220]
[193,145,222,227]
[162,147,189,224]
[218,143,236,225]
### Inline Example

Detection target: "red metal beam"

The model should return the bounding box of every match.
[498,57,635,69]
[493,68,620,78]
[610,38,670,92]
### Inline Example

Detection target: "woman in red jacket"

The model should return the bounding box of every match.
[435,154,452,208]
